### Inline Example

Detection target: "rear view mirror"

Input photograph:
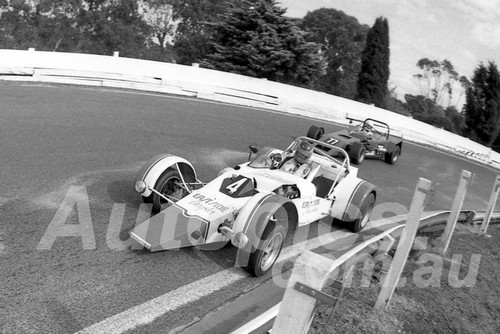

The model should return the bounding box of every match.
[248,145,259,161]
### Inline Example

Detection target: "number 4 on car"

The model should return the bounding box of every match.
[130,136,377,277]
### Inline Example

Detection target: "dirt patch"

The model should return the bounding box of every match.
[310,224,500,333]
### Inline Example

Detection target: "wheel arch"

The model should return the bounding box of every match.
[135,154,197,198]
[341,181,377,223]
[233,194,297,247]
[331,178,377,223]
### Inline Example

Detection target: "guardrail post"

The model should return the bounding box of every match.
[480,175,500,235]
[374,178,432,310]
[271,251,333,334]
[439,170,472,255]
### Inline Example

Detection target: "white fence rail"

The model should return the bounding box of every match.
[0,49,498,167]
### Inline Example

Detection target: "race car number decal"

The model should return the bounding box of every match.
[225,178,247,194]
[219,175,256,198]
[325,138,339,145]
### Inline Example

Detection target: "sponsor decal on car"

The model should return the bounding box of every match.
[302,199,320,209]
[189,193,230,213]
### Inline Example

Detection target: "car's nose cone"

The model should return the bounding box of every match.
[130,205,209,252]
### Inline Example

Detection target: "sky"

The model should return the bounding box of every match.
[278,0,500,106]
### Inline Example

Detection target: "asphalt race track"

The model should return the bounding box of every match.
[1,83,499,333]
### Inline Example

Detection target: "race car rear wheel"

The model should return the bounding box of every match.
[245,220,286,277]
[385,145,400,164]
[350,193,375,232]
[152,168,189,213]
[307,125,325,140]
[348,143,366,165]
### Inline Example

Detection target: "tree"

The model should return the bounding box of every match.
[356,16,390,108]
[463,61,500,147]
[413,58,468,108]
[138,1,175,52]
[201,0,324,87]
[75,0,150,57]
[300,8,369,99]
[0,1,39,49]
[405,94,455,131]
[444,106,465,135]
[138,0,176,61]
[386,86,410,116]
[171,0,233,64]
[35,0,83,52]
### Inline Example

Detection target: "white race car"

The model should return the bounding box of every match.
[130,136,377,276]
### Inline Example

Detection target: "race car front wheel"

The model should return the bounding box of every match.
[246,222,286,277]
[152,168,189,213]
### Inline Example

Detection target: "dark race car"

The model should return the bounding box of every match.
[306,117,403,165]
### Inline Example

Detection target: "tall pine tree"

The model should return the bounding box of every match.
[356,16,390,108]
[463,61,500,147]
[201,0,323,87]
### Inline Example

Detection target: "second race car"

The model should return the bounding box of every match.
[307,117,403,165]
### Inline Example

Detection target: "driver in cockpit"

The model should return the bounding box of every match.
[277,140,314,178]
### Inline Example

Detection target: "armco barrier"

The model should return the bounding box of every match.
[1,49,499,168]
[230,209,500,333]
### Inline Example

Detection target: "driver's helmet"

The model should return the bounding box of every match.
[294,140,313,164]
[360,121,374,138]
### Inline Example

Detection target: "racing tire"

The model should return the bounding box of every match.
[152,168,189,213]
[350,193,375,232]
[385,145,400,165]
[244,223,286,277]
[307,125,325,140]
[348,143,366,165]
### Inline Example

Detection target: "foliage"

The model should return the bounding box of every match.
[0,0,151,58]
[170,0,234,64]
[444,106,465,135]
[356,16,390,108]
[463,61,500,147]
[300,8,368,99]
[201,0,324,87]
[79,0,150,58]
[385,96,410,116]
[405,94,455,132]
[138,0,176,55]
[413,58,469,108]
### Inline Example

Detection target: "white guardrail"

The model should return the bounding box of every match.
[0,48,498,168]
